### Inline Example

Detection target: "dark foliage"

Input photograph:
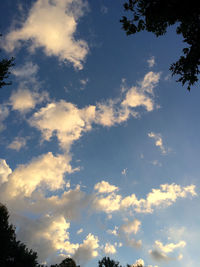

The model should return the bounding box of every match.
[120,0,200,90]
[50,257,80,267]
[0,34,14,89]
[98,257,122,267]
[0,203,39,267]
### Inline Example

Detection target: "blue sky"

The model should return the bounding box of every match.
[0,1,200,266]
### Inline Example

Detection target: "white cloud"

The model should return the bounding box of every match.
[93,192,122,213]
[155,240,186,254]
[29,72,160,151]
[94,182,197,214]
[132,258,144,267]
[2,0,89,69]
[12,61,38,79]
[148,132,168,154]
[77,228,83,235]
[10,88,48,113]
[73,233,99,265]
[30,101,96,151]
[10,62,49,113]
[94,180,119,194]
[15,214,79,264]
[121,183,197,213]
[147,56,155,68]
[121,168,127,176]
[0,159,12,185]
[1,152,73,198]
[8,137,27,151]
[149,239,186,263]
[104,243,116,254]
[107,226,118,236]
[119,219,141,235]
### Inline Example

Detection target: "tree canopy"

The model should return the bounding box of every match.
[120,0,200,90]
[0,203,39,267]
[98,257,122,267]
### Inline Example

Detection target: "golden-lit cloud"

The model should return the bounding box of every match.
[2,0,89,69]
[119,219,141,235]
[73,233,99,265]
[1,152,73,198]
[94,180,119,194]
[104,243,117,254]
[0,159,12,185]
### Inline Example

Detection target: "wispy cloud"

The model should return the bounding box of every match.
[148,132,169,154]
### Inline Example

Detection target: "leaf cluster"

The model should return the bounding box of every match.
[120,0,200,90]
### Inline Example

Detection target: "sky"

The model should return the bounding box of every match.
[0,1,200,267]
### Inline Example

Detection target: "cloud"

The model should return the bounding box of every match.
[29,101,96,151]
[94,182,197,214]
[0,104,9,131]
[119,219,141,235]
[12,61,38,79]
[2,0,89,69]
[1,152,73,198]
[10,62,49,113]
[104,243,116,254]
[8,136,27,151]
[10,88,48,113]
[0,159,12,185]
[73,233,99,265]
[148,132,168,154]
[29,72,160,151]
[132,258,144,267]
[94,180,119,194]
[121,168,128,176]
[149,249,171,262]
[121,183,197,213]
[93,192,122,213]
[149,240,186,262]
[147,56,155,68]
[15,214,79,264]
[77,228,83,235]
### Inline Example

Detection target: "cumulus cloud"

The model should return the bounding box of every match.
[0,159,12,185]
[30,101,96,151]
[73,233,99,265]
[29,72,160,151]
[104,243,117,254]
[10,88,48,113]
[132,258,144,267]
[119,219,141,235]
[148,132,168,154]
[10,62,49,113]
[1,0,89,69]
[0,152,73,198]
[8,137,27,151]
[94,180,119,194]
[15,214,79,264]
[149,240,186,262]
[94,182,196,214]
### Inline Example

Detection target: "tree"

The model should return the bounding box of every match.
[0,203,39,267]
[50,257,80,267]
[98,257,122,267]
[120,0,200,90]
[0,34,14,89]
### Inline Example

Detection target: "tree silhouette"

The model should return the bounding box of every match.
[98,257,122,267]
[50,257,80,267]
[0,34,14,89]
[0,203,39,267]
[120,0,200,90]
